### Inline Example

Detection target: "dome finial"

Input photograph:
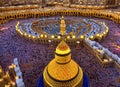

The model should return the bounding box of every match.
[56,40,70,55]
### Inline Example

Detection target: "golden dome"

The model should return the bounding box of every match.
[43,41,83,87]
[55,40,70,55]
[47,59,79,81]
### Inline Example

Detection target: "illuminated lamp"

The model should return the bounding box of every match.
[76,41,80,44]
[57,36,61,39]
[48,40,51,43]
[18,30,20,32]
[15,76,19,80]
[45,35,47,38]
[72,35,76,39]
[103,32,106,35]
[28,34,31,37]
[80,35,84,39]
[67,36,70,39]
[90,36,94,40]
[96,34,100,37]
[20,32,23,35]
[51,35,54,39]
[41,34,43,38]
[32,36,35,39]
[106,29,108,33]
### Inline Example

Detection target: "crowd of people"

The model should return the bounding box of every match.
[0,17,120,87]
[100,19,120,57]
[20,22,39,36]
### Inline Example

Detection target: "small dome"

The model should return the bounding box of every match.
[47,59,79,81]
[55,40,71,55]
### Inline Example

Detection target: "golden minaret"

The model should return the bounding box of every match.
[60,16,66,35]
[43,40,83,87]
